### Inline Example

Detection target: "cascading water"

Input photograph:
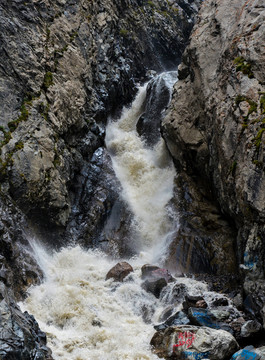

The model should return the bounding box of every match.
[105,71,178,263]
[21,72,180,360]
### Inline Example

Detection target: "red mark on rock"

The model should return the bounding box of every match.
[173,331,195,350]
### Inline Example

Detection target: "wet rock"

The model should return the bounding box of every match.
[142,267,173,298]
[150,324,239,359]
[195,299,207,308]
[136,72,178,147]
[231,317,246,340]
[240,320,263,338]
[0,286,52,359]
[212,297,229,307]
[105,261,133,282]
[183,295,205,311]
[154,311,190,331]
[141,264,160,279]
[188,308,233,334]
[164,283,188,305]
[142,278,167,299]
[231,346,261,360]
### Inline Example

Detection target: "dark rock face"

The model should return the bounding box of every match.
[136,71,178,147]
[163,0,265,303]
[0,285,52,360]
[0,0,200,246]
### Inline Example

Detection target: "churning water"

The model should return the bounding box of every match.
[21,72,179,360]
[105,71,178,263]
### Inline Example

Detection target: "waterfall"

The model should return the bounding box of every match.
[21,72,179,360]
[105,71,178,263]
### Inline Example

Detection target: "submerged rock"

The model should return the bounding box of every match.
[150,324,239,359]
[105,261,133,282]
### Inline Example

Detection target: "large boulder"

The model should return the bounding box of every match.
[141,266,173,298]
[150,325,239,359]
[105,262,133,282]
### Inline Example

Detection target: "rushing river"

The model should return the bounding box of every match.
[21,72,180,360]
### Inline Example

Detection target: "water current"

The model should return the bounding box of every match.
[21,72,185,360]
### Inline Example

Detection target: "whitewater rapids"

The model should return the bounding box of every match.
[21,72,179,360]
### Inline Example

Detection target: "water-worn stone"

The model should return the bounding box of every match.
[188,308,233,334]
[142,267,173,298]
[150,324,239,359]
[231,346,261,360]
[105,262,133,282]
[240,320,262,338]
[142,278,168,299]
[154,311,190,331]
[141,264,160,279]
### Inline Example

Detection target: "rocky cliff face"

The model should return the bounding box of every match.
[0,0,201,357]
[0,0,199,245]
[163,0,265,323]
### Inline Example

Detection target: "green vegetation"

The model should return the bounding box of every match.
[15,141,24,151]
[252,160,263,168]
[235,95,257,128]
[229,161,237,176]
[39,102,50,121]
[254,128,265,149]
[8,98,32,133]
[43,71,53,91]
[0,127,12,147]
[234,56,254,78]
[147,1,155,6]
[260,94,265,114]
[119,29,129,37]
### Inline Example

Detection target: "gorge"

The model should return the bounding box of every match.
[0,0,264,359]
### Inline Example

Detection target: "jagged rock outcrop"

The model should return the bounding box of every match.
[0,0,202,357]
[163,0,265,321]
[0,0,200,248]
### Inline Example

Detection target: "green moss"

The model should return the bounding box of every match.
[40,102,50,121]
[147,0,155,6]
[229,161,237,176]
[252,160,262,168]
[53,154,61,168]
[8,102,30,132]
[119,29,129,37]
[43,71,53,91]
[14,141,24,151]
[260,95,265,114]
[235,95,257,118]
[234,56,254,78]
[254,128,265,149]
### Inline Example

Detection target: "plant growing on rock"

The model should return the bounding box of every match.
[234,56,254,78]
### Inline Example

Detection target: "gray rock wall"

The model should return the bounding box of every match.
[163,0,265,306]
[0,1,201,357]
[0,0,199,246]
